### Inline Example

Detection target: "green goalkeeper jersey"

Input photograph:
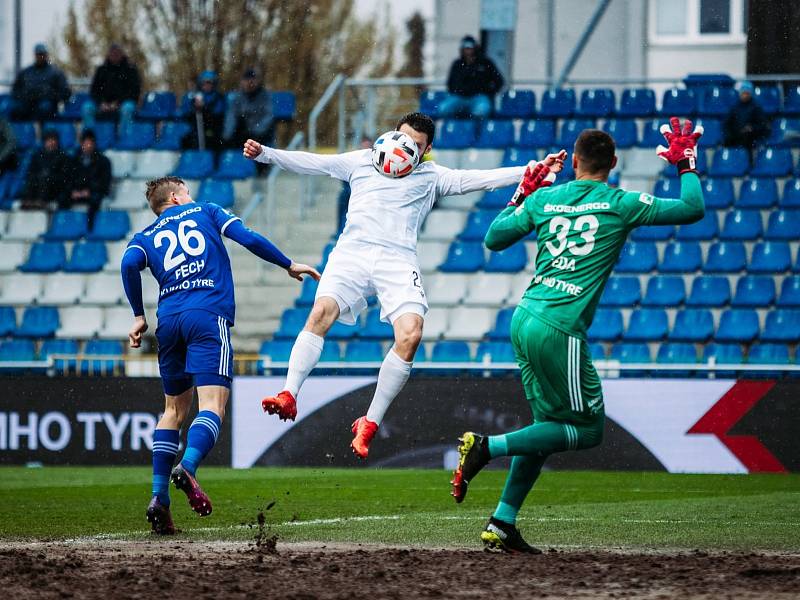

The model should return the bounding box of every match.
[485,173,705,338]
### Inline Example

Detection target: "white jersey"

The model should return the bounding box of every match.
[257,147,525,260]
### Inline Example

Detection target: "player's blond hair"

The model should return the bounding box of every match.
[145,176,185,214]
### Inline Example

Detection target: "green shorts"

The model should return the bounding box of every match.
[510,306,604,430]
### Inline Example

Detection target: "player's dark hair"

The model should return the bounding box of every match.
[145,176,185,214]
[396,112,435,147]
[574,129,616,174]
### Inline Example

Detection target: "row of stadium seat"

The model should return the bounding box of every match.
[0,338,123,374]
[421,86,800,120]
[0,305,148,339]
[0,273,152,305]
[654,177,800,209]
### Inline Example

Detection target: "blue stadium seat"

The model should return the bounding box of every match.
[173,150,215,179]
[750,241,791,273]
[705,241,746,273]
[670,309,714,342]
[642,275,685,306]
[697,86,738,117]
[65,241,107,272]
[624,308,668,341]
[0,93,8,117]
[576,88,615,117]
[477,185,517,209]
[0,339,36,363]
[439,241,484,272]
[600,276,641,307]
[618,88,655,117]
[344,340,383,362]
[10,122,37,149]
[137,91,176,119]
[89,211,130,241]
[475,341,516,364]
[19,242,66,273]
[432,340,471,362]
[694,118,723,146]
[765,118,799,147]
[16,306,59,338]
[40,339,79,372]
[610,342,651,363]
[82,339,124,375]
[59,92,90,120]
[214,150,257,179]
[518,119,556,148]
[766,210,800,240]
[659,88,696,117]
[556,119,594,148]
[275,308,310,339]
[436,120,476,149]
[751,148,793,178]
[709,147,749,177]
[539,89,575,118]
[747,344,790,377]
[588,342,606,359]
[715,309,760,343]
[615,241,658,273]
[272,91,296,120]
[485,244,527,272]
[0,306,16,336]
[196,179,234,208]
[720,209,762,241]
[295,277,318,308]
[602,119,637,148]
[501,147,537,167]
[360,309,394,340]
[738,178,778,208]
[316,242,335,271]
[781,180,800,208]
[687,276,731,307]
[460,210,496,241]
[327,319,359,340]
[45,210,88,241]
[419,90,448,119]
[475,119,515,148]
[498,90,535,118]
[260,340,294,361]
[93,122,116,150]
[703,343,743,376]
[631,223,674,241]
[640,118,666,147]
[660,241,702,273]
[154,121,192,150]
[702,178,735,209]
[761,309,800,343]
[656,342,697,377]
[785,85,800,116]
[587,308,623,341]
[732,276,775,307]
[778,276,800,307]
[753,85,782,115]
[675,211,718,241]
[488,307,514,340]
[115,122,156,150]
[43,121,77,149]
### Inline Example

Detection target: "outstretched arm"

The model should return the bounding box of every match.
[435,164,526,197]
[484,204,536,252]
[223,220,320,282]
[639,172,704,226]
[121,246,147,348]
[243,139,363,181]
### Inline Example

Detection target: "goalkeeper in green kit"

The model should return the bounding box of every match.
[450,118,705,553]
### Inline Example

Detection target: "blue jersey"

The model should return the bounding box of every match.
[125,203,240,323]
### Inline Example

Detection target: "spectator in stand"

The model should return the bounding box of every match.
[63,130,112,229]
[82,43,141,133]
[439,35,504,120]
[180,70,226,151]
[10,43,71,121]
[223,68,273,149]
[0,116,18,176]
[723,81,770,154]
[21,129,70,210]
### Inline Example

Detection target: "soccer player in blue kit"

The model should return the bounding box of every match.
[121,176,319,534]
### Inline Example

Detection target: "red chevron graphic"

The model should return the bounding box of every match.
[687,380,785,473]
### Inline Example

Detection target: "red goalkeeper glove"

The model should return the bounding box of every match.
[508,161,556,207]
[656,117,704,175]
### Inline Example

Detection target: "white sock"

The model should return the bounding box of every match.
[284,331,324,397]
[365,349,412,425]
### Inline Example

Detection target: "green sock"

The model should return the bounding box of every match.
[493,501,518,524]
[494,454,546,524]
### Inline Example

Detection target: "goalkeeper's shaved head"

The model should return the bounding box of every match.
[574,129,616,175]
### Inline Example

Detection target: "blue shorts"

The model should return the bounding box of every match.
[155,309,233,395]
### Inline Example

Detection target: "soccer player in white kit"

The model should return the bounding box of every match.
[244,112,559,458]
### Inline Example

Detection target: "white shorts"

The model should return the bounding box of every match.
[315,243,428,326]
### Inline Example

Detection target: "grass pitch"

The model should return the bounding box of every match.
[2,467,799,551]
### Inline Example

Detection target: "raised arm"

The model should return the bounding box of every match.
[120,245,147,348]
[435,164,526,197]
[243,139,363,180]
[638,172,705,226]
[484,204,535,252]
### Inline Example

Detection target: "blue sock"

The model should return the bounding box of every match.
[180,411,221,476]
[488,434,508,458]
[493,501,519,525]
[152,429,179,506]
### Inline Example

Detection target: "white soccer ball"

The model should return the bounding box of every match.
[371,131,420,178]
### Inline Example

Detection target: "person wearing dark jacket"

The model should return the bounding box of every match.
[0,117,18,176]
[180,70,226,151]
[22,129,71,209]
[10,44,71,121]
[82,44,141,132]
[440,35,504,119]
[223,68,273,149]
[64,130,112,229]
[723,81,770,152]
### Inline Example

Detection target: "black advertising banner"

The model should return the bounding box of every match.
[0,377,230,466]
